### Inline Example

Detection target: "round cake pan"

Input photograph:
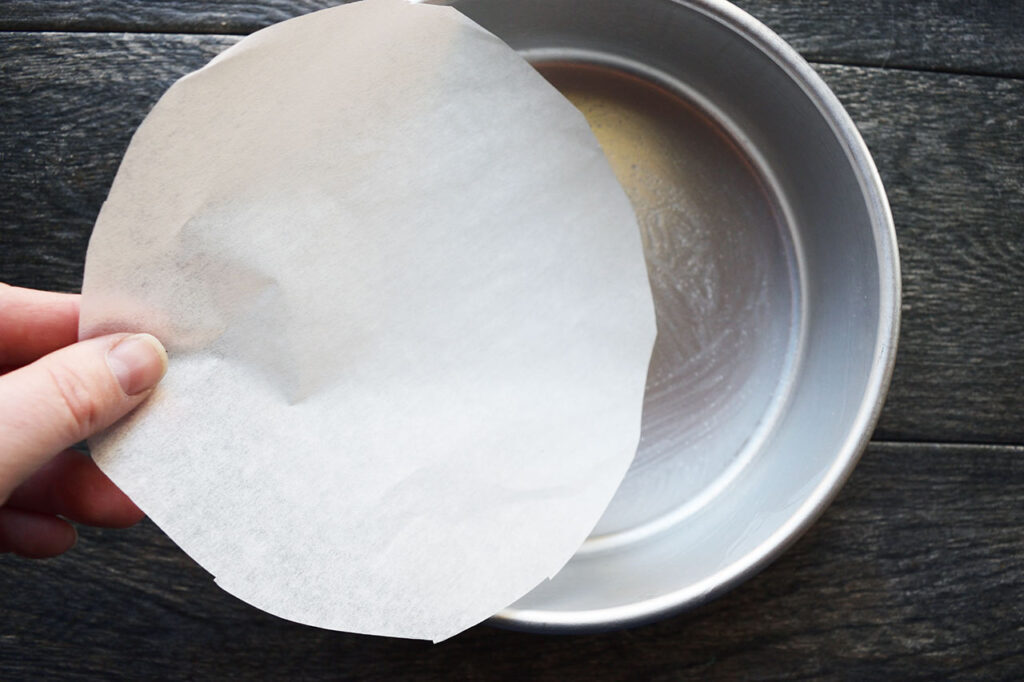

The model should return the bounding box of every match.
[447,0,900,631]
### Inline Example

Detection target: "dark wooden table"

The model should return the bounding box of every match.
[2,1,1022,678]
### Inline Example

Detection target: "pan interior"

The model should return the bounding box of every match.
[535,62,803,548]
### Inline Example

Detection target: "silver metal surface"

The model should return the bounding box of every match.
[452,0,900,631]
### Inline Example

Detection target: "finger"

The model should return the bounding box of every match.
[0,507,77,558]
[0,333,167,504]
[5,449,144,528]
[0,283,80,367]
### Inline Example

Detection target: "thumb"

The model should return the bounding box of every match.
[0,333,167,503]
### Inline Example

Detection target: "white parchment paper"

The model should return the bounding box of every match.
[81,0,656,641]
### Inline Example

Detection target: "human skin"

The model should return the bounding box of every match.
[0,283,166,558]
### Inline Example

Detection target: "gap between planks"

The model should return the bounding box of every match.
[1,28,1023,83]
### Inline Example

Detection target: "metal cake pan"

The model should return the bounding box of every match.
[444,0,900,631]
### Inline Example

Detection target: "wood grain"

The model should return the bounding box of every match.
[1,1,1022,77]
[2,32,1022,443]
[0,32,235,294]
[735,0,1024,77]
[1,442,1021,679]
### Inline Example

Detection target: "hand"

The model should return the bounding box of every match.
[0,283,167,558]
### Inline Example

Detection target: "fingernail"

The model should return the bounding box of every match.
[107,333,168,396]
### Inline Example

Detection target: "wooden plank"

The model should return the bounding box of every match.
[0,1,1022,77]
[2,32,1022,443]
[1,442,1021,678]
[736,0,1024,77]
